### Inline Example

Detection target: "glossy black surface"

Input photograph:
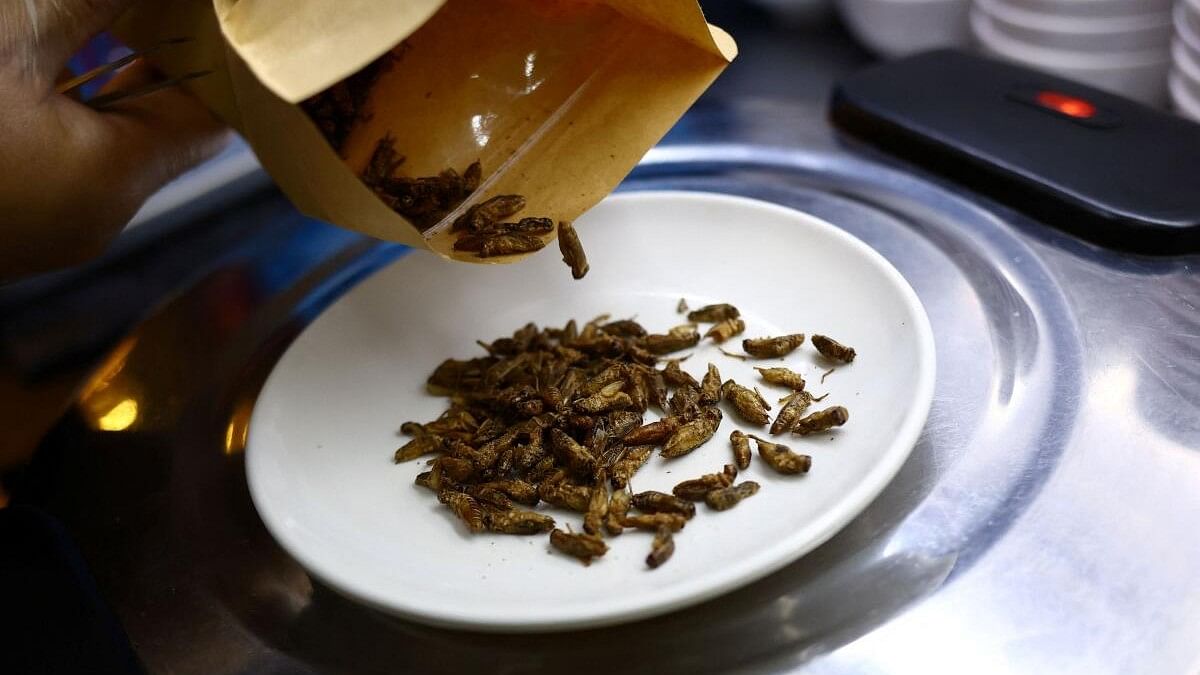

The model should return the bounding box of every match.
[831,50,1200,253]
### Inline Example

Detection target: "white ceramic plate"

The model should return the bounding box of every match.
[246,191,936,632]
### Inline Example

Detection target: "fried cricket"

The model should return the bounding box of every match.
[750,435,812,475]
[742,334,805,358]
[812,334,856,363]
[792,406,850,435]
[557,221,590,280]
[705,482,760,511]
[646,526,676,569]
[550,528,608,565]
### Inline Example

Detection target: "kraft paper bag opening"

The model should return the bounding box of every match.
[115,0,736,264]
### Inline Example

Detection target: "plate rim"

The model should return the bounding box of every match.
[245,189,938,632]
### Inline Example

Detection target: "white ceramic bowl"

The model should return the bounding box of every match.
[1169,72,1200,121]
[1187,0,1200,43]
[1000,0,1172,20]
[972,9,1171,105]
[836,0,970,58]
[1177,2,1200,69]
[1172,41,1200,103]
[979,0,1172,53]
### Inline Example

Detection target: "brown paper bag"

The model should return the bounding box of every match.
[115,0,736,261]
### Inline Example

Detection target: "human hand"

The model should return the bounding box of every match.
[0,0,229,281]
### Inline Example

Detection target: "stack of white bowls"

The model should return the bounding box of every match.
[836,0,972,58]
[1171,0,1200,120]
[969,0,1175,106]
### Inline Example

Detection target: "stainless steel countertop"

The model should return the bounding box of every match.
[3,7,1198,674]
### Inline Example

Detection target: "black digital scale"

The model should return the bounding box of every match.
[831,49,1200,253]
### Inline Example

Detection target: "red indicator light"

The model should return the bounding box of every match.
[1035,90,1096,119]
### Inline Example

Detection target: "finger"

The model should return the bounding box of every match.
[93,60,230,187]
[44,59,229,253]
[13,0,133,81]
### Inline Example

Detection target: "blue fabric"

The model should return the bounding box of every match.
[69,33,130,99]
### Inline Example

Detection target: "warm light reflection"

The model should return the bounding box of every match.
[80,336,137,400]
[224,397,255,455]
[97,398,139,431]
[79,336,142,431]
